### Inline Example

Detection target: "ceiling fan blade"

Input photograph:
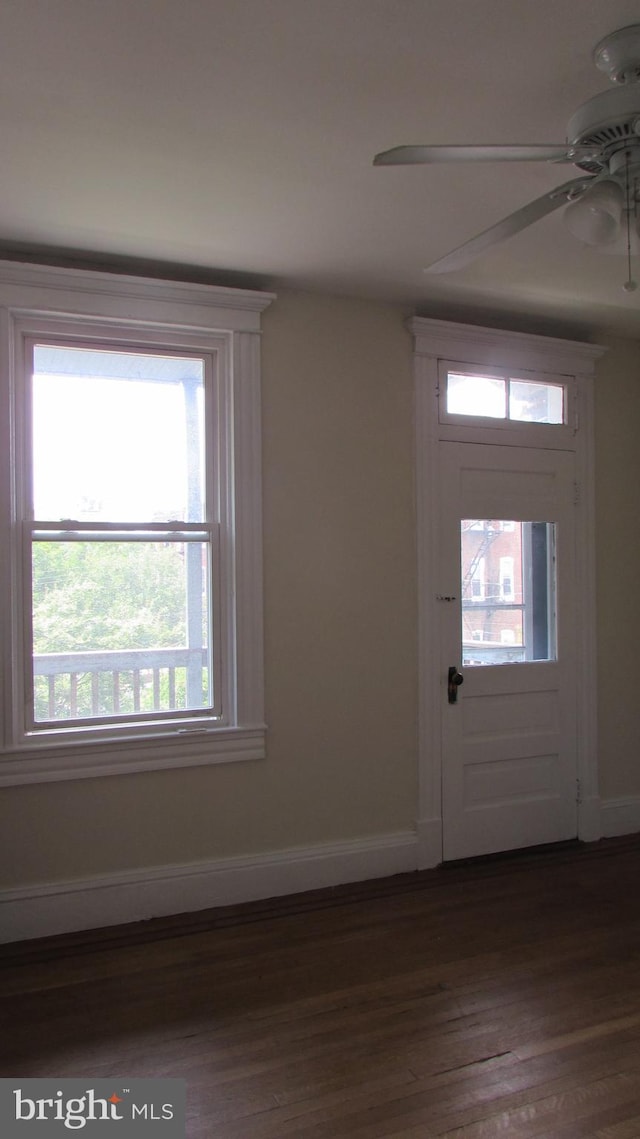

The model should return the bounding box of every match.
[373,144,600,165]
[424,176,595,274]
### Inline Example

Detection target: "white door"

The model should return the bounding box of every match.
[439,442,578,861]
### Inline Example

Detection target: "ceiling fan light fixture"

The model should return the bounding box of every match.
[563,178,624,245]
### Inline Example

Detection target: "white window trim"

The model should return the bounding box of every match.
[0,261,275,785]
[410,316,606,865]
[422,320,587,450]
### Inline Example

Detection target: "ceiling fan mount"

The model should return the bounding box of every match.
[373,24,640,274]
[593,24,640,84]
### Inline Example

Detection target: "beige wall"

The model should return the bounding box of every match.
[0,292,639,890]
[594,335,640,799]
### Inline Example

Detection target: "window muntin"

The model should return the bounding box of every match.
[461,520,557,667]
[26,340,219,734]
[443,365,567,426]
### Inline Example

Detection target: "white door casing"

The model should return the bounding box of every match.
[411,317,605,867]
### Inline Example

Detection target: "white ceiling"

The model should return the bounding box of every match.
[3,0,640,335]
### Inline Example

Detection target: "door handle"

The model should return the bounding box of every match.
[448,665,464,704]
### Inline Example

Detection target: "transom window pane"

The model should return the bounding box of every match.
[461,520,557,666]
[509,379,564,423]
[32,346,205,523]
[446,372,506,418]
[445,370,565,425]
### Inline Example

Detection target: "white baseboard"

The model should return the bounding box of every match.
[600,796,640,839]
[0,830,420,944]
[7,804,638,945]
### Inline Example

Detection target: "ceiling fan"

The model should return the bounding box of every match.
[374,24,640,286]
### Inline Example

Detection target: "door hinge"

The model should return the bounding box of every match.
[574,480,580,507]
[576,778,582,804]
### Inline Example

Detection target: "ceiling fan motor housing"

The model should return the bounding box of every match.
[567,87,640,175]
[569,26,640,176]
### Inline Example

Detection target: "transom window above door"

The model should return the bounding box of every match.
[439,361,573,431]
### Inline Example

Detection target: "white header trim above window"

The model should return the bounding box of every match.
[408,316,605,375]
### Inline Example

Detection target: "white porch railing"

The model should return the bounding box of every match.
[34,648,208,720]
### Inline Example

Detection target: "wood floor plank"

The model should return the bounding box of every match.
[2,836,640,1138]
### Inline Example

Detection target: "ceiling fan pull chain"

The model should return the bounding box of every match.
[623,153,637,292]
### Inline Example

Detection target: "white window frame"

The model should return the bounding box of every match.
[437,360,577,450]
[22,329,223,734]
[441,361,570,429]
[0,261,275,784]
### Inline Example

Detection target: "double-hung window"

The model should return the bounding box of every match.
[0,262,274,783]
[30,341,217,727]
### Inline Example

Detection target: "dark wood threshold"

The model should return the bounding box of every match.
[441,836,583,869]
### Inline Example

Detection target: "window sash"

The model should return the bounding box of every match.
[17,333,225,742]
[25,523,222,733]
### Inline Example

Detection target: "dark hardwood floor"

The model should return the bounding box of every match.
[2,836,640,1137]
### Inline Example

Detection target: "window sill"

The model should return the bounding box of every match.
[0,725,267,785]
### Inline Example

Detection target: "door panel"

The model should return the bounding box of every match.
[440,442,577,861]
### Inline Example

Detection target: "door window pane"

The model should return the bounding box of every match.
[461,520,556,666]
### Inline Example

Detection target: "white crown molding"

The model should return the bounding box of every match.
[0,830,419,943]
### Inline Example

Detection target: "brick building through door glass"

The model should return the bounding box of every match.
[461,520,557,666]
